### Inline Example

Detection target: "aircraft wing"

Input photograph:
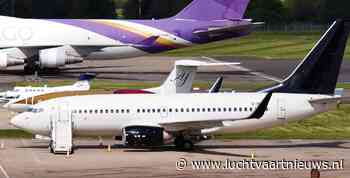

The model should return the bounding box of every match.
[159,92,273,132]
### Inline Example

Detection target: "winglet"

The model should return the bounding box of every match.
[209,77,223,93]
[249,92,273,119]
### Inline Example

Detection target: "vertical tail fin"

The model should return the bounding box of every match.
[262,19,350,95]
[174,0,250,21]
[149,60,239,94]
[73,73,96,90]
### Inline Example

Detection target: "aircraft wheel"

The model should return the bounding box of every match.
[24,64,37,75]
[183,140,194,151]
[174,137,194,150]
[48,141,54,154]
[174,136,185,149]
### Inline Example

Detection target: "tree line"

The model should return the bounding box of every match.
[1,0,350,24]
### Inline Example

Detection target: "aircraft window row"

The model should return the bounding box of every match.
[73,109,130,114]
[72,107,256,115]
[136,107,254,113]
[25,89,45,92]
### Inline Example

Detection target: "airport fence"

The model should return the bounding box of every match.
[256,23,330,32]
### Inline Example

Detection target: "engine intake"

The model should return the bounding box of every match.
[122,126,166,147]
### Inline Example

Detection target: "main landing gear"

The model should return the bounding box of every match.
[174,136,194,150]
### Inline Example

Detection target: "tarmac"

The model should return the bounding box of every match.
[0,139,349,178]
[0,56,350,86]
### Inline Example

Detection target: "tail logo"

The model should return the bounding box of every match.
[172,71,192,87]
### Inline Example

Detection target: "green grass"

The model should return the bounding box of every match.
[163,32,350,60]
[15,80,275,92]
[0,130,32,138]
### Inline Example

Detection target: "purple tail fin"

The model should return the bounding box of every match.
[174,0,250,21]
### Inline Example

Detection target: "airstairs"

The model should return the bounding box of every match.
[49,104,73,154]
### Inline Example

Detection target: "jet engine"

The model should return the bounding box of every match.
[122,126,172,147]
[0,48,26,68]
[39,46,83,68]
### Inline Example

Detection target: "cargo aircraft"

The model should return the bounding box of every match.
[0,0,253,73]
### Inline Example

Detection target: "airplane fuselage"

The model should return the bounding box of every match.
[0,16,251,59]
[11,93,334,137]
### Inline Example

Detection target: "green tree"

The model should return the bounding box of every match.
[246,0,288,24]
[284,0,320,22]
[123,0,191,19]
[320,0,350,23]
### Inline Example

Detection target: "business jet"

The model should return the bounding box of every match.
[0,0,253,73]
[11,19,349,154]
[4,60,233,112]
[0,73,96,103]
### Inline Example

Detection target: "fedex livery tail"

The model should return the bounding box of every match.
[0,0,252,73]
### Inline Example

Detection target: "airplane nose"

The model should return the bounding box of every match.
[10,114,26,129]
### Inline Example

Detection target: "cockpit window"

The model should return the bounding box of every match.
[28,108,44,113]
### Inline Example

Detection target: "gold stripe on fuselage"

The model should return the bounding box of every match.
[14,90,113,105]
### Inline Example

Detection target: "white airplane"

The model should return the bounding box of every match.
[0,0,253,73]
[4,60,233,112]
[0,73,96,103]
[10,19,349,154]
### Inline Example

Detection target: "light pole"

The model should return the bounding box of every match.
[138,0,142,18]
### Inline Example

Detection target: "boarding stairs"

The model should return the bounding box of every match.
[49,104,73,154]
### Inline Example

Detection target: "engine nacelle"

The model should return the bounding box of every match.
[39,47,83,68]
[0,49,25,68]
[122,126,172,147]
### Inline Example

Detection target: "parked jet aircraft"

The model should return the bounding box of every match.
[0,73,96,103]
[4,60,232,112]
[0,0,253,73]
[10,19,350,153]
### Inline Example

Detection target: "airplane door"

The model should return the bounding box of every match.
[277,98,287,120]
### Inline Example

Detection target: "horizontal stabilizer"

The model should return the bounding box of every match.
[193,24,252,36]
[175,60,240,67]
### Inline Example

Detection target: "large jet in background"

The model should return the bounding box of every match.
[0,0,253,73]
[10,20,350,153]
[4,60,234,112]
